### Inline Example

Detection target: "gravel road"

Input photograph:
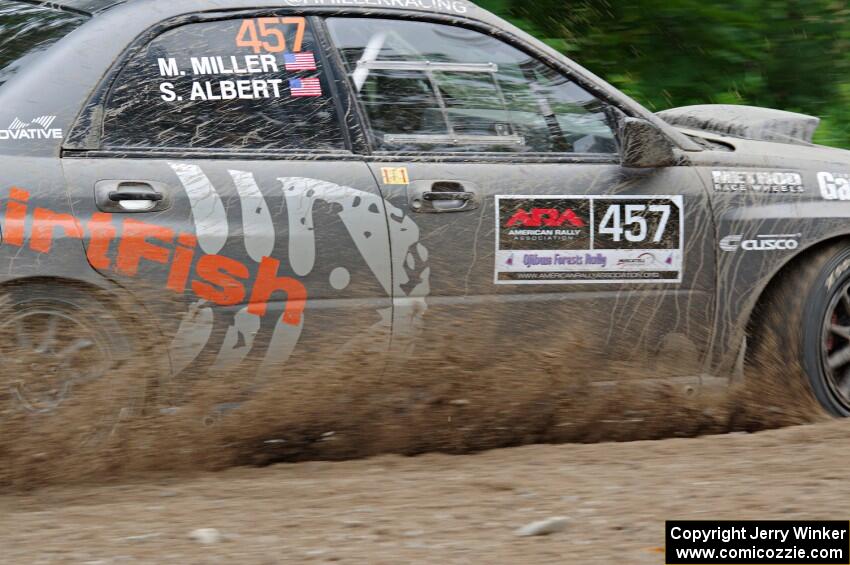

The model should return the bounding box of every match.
[3,419,849,564]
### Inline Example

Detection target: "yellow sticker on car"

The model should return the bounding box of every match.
[381,167,410,185]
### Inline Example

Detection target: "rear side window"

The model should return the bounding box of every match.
[0,1,87,89]
[326,18,617,155]
[103,16,344,152]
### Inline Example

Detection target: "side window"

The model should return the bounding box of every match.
[326,18,617,155]
[103,16,344,151]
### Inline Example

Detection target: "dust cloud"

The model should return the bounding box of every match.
[0,281,828,491]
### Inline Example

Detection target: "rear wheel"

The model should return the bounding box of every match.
[0,282,157,439]
[748,243,850,417]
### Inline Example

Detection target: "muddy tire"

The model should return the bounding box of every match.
[0,282,159,442]
[748,242,850,417]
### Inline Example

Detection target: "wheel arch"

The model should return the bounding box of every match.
[735,234,850,378]
[1,275,130,312]
[748,235,850,329]
[2,274,112,292]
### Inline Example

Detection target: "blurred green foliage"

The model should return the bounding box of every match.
[476,0,850,148]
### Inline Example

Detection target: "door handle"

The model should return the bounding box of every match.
[422,191,474,202]
[108,185,164,202]
[410,180,479,213]
[95,180,171,213]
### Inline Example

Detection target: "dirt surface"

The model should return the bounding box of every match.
[3,418,850,564]
[0,276,837,563]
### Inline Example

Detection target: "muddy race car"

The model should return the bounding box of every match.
[3,0,850,427]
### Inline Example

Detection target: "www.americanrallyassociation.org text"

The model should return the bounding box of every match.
[670,525,848,544]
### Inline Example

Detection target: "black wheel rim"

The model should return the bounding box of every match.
[822,282,850,410]
[0,305,111,414]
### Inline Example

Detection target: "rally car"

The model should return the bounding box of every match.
[2,0,850,423]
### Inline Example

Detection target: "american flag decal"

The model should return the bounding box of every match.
[289,77,322,97]
[284,52,317,71]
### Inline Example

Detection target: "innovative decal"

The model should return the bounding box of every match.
[0,116,62,141]
[495,195,684,284]
[711,170,804,194]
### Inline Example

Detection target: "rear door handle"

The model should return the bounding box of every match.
[96,180,171,213]
[410,180,479,213]
[422,191,474,202]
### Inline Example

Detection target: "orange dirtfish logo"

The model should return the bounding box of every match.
[2,187,306,326]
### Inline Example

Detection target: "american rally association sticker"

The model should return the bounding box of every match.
[495,195,684,284]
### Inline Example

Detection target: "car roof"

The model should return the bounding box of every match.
[19,0,490,20]
[15,0,127,15]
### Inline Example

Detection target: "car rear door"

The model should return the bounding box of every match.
[325,16,717,381]
[61,13,400,384]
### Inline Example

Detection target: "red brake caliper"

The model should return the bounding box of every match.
[829,312,838,352]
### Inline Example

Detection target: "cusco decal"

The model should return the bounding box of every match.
[719,234,800,252]
[495,195,684,284]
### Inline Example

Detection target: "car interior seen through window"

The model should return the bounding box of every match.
[326,17,618,155]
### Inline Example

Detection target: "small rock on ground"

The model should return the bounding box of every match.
[515,517,569,537]
[190,528,222,544]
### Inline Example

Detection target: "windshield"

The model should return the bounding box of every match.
[0,1,87,89]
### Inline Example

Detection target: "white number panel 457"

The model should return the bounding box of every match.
[495,195,685,285]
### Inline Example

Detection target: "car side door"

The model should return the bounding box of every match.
[325,16,717,382]
[60,13,402,388]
